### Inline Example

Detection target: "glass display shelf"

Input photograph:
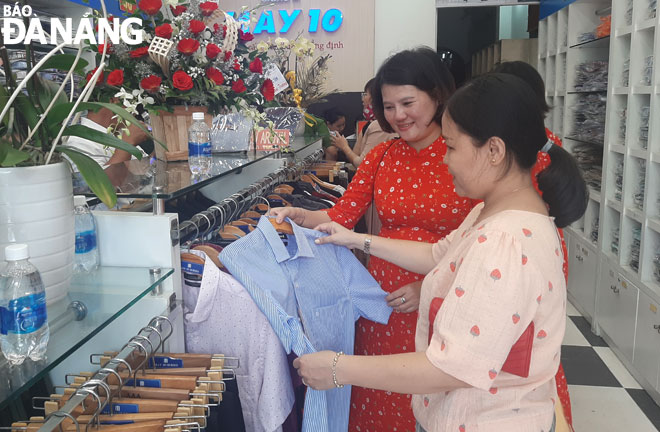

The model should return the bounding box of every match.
[0,266,174,410]
[74,136,322,202]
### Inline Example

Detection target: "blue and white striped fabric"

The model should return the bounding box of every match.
[219,216,392,432]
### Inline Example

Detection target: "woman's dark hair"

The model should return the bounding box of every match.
[364,78,377,95]
[372,47,456,133]
[445,73,587,228]
[323,107,345,125]
[492,61,550,114]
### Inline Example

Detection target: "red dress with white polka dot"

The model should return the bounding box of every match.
[534,128,573,427]
[327,136,474,432]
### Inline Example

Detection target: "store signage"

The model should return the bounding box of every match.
[255,129,290,150]
[1,5,142,45]
[228,8,343,35]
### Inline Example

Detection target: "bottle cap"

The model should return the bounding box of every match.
[192,112,205,120]
[5,244,29,261]
[74,195,87,207]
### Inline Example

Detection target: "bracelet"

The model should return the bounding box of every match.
[363,235,372,255]
[332,351,344,388]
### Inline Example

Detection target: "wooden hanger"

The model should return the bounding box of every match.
[191,245,224,269]
[102,352,227,369]
[254,203,269,213]
[181,252,204,266]
[241,210,261,218]
[269,218,294,235]
[274,184,294,194]
[267,194,291,207]
[216,225,245,239]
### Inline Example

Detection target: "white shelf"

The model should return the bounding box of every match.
[625,206,645,223]
[649,217,660,234]
[607,198,624,212]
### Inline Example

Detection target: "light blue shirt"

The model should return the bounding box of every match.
[219,216,392,432]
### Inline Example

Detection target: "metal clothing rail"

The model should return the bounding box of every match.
[177,148,324,245]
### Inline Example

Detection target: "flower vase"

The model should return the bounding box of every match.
[151,106,213,161]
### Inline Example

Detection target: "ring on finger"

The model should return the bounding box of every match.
[400,296,406,305]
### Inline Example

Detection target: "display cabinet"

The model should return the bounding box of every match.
[541,0,660,406]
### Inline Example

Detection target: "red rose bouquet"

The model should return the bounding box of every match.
[87,0,279,116]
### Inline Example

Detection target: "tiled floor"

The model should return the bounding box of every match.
[563,301,660,431]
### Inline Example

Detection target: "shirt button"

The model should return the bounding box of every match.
[315,312,320,317]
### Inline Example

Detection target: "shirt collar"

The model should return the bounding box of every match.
[257,216,315,262]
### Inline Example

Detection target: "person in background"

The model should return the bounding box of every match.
[272,47,474,431]
[294,73,588,432]
[493,60,573,430]
[323,107,347,161]
[330,78,397,167]
[66,107,150,168]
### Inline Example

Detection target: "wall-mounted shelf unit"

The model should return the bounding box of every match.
[541,0,660,407]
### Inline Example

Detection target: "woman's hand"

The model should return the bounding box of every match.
[292,351,337,390]
[386,280,422,313]
[314,222,363,249]
[330,134,350,152]
[270,206,306,225]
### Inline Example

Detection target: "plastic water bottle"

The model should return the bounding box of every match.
[0,244,49,364]
[188,112,211,175]
[73,195,100,273]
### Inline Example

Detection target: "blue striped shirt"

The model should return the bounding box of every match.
[219,216,392,432]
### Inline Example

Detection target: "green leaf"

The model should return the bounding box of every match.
[45,102,102,131]
[0,85,10,129]
[0,146,30,167]
[38,54,89,75]
[61,125,143,158]
[36,75,68,115]
[0,139,9,164]
[14,94,40,133]
[56,146,117,208]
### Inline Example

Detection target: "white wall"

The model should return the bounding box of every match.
[374,0,437,74]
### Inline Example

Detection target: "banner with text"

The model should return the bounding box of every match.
[220,0,375,92]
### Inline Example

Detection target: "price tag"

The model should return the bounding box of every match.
[264,64,289,95]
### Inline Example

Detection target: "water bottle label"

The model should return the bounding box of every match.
[188,141,211,157]
[149,356,184,368]
[75,230,97,254]
[101,403,139,415]
[0,292,47,335]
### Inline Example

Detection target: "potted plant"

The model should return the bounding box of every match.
[0,36,153,304]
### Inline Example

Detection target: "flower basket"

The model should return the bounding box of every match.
[151,106,212,161]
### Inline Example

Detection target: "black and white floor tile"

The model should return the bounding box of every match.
[563,301,660,431]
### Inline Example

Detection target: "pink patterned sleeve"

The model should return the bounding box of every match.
[427,231,540,390]
[326,140,396,229]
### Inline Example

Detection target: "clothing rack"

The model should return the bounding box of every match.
[9,316,217,432]
[177,148,324,245]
